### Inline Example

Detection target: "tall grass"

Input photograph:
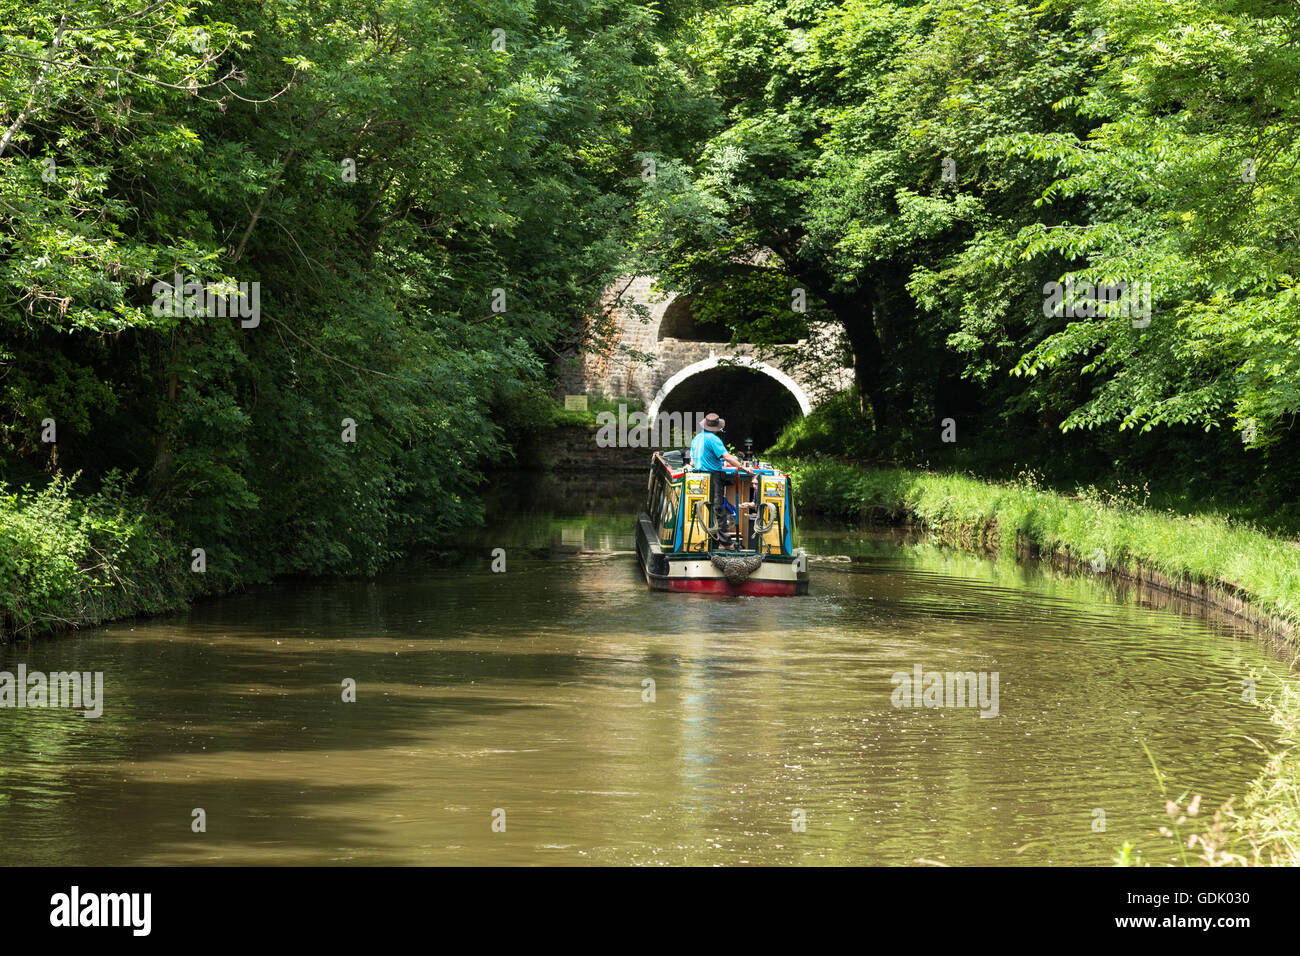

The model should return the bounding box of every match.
[1229,678,1300,865]
[1113,679,1300,867]
[781,459,1300,634]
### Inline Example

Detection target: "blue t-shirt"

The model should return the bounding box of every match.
[690,430,728,471]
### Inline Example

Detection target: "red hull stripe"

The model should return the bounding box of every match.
[666,577,797,596]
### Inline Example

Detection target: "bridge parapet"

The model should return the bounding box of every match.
[558,276,851,413]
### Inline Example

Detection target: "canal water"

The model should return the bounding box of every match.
[0,506,1287,866]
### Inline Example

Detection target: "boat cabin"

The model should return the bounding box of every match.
[636,449,808,595]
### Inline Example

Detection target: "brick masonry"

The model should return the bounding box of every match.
[557,276,852,410]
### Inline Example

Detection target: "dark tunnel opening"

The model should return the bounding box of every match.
[658,366,803,453]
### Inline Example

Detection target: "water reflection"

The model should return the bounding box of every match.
[0,515,1286,865]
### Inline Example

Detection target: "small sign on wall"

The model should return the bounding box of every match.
[564,395,589,412]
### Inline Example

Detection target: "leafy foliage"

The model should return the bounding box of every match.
[636,0,1300,500]
[1,0,708,595]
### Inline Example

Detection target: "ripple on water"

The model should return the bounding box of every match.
[0,521,1284,865]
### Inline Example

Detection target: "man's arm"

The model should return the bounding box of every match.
[721,450,749,471]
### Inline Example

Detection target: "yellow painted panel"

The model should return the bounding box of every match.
[759,477,786,555]
[682,474,710,553]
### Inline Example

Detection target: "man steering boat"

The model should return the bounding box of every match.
[688,412,750,548]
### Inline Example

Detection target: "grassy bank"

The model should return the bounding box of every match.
[780,458,1300,638]
[779,456,1300,865]
[0,473,205,642]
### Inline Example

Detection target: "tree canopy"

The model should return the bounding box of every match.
[3,0,1298,581]
[633,0,1299,504]
[2,0,708,579]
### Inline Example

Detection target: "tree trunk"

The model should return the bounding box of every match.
[150,329,180,501]
[822,285,890,433]
[752,250,893,435]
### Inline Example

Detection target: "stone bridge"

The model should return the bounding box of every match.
[559,276,852,445]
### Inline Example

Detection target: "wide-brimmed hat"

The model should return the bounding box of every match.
[700,413,725,433]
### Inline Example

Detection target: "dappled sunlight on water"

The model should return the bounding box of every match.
[0,517,1286,865]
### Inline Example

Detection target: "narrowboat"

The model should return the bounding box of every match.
[636,449,809,596]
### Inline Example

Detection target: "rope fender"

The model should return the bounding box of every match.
[709,552,764,585]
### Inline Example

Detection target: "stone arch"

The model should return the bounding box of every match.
[646,355,813,422]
